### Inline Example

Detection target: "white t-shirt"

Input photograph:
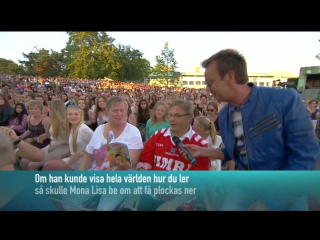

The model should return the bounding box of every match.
[86,123,143,170]
[62,123,93,170]
[69,124,93,154]
[42,126,69,159]
[206,135,222,149]
[206,135,222,170]
[97,115,109,126]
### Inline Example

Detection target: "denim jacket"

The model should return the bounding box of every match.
[219,83,320,170]
[218,83,320,210]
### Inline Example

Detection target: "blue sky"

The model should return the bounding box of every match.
[0,31,319,75]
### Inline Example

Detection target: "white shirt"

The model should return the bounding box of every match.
[86,123,143,171]
[69,123,93,154]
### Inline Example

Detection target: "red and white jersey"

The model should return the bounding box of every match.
[140,127,210,210]
[140,127,211,171]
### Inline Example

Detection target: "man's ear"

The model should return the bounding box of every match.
[189,114,194,123]
[226,70,236,85]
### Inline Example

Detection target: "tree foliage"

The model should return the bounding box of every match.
[2,32,176,82]
[153,42,179,87]
[63,31,119,79]
[0,58,25,75]
[113,44,152,81]
[18,47,64,77]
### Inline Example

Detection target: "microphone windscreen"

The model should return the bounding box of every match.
[172,136,181,145]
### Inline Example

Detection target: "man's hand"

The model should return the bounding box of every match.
[179,144,202,158]
[0,126,18,142]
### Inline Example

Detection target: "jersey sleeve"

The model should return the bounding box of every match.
[139,130,157,167]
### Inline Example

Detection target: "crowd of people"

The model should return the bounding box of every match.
[1,48,320,211]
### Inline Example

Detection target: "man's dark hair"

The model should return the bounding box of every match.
[201,49,249,85]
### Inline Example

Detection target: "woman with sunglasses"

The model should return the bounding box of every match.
[206,101,220,135]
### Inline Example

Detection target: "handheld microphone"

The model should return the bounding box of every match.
[172,136,198,166]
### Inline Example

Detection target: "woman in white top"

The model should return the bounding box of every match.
[94,95,109,126]
[21,100,69,170]
[61,93,69,106]
[193,116,222,170]
[66,96,143,211]
[80,96,143,171]
[43,105,93,170]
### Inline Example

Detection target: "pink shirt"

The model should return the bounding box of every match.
[9,114,28,133]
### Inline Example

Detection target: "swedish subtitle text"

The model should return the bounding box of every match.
[33,173,195,196]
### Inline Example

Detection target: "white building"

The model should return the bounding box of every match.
[179,71,298,88]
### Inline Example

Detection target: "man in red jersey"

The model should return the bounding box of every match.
[115,100,211,211]
[137,99,210,171]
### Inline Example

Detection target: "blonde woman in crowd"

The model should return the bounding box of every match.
[20,100,69,170]
[145,101,170,141]
[18,100,51,149]
[68,98,77,107]
[11,95,22,108]
[157,92,165,101]
[193,116,222,170]
[42,105,93,170]
[35,94,49,116]
[80,96,143,171]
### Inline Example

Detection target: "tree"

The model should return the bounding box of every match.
[63,31,119,79]
[113,44,152,81]
[0,58,25,75]
[153,42,179,87]
[18,52,39,76]
[18,47,64,77]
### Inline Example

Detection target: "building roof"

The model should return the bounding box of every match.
[181,72,204,76]
[180,71,298,78]
[149,71,181,78]
[264,71,298,78]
